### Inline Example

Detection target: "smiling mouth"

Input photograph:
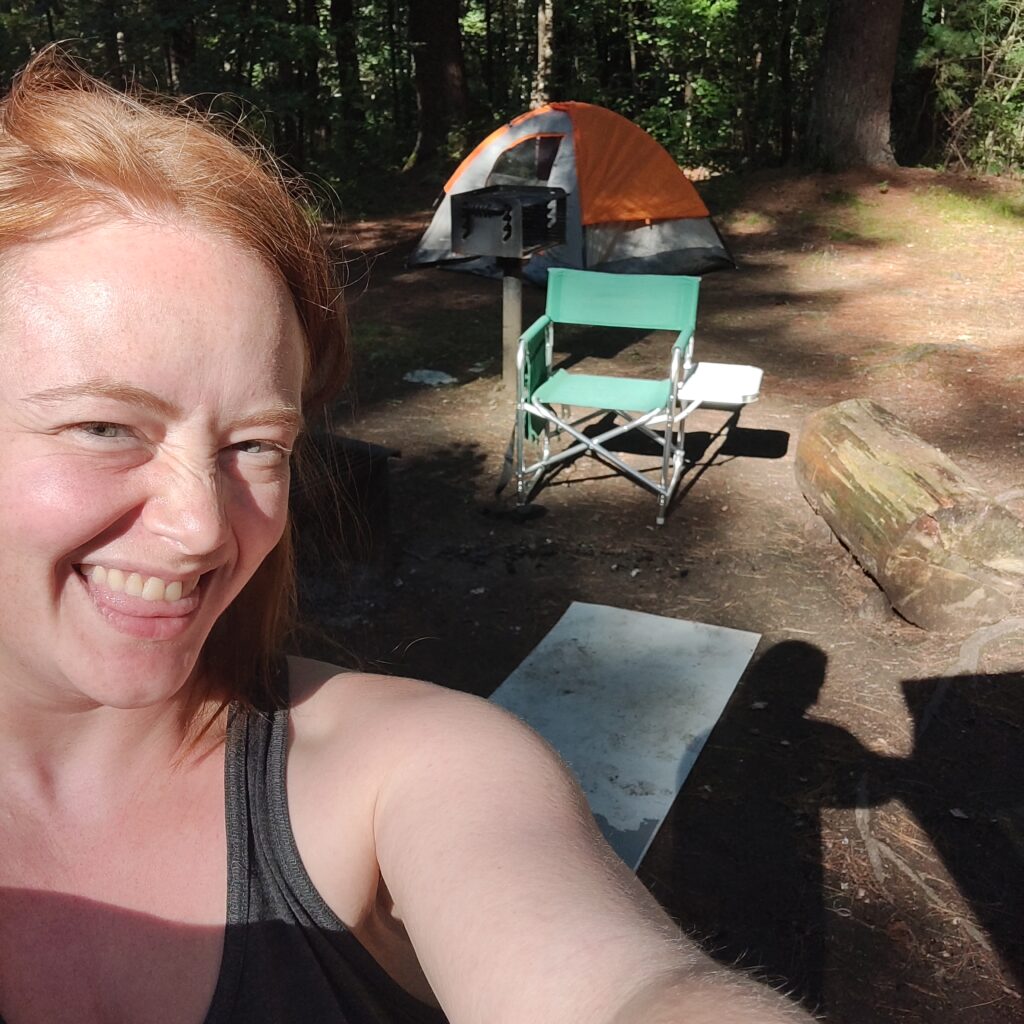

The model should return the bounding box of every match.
[78,564,202,604]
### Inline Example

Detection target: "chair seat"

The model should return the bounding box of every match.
[534,369,671,413]
[679,362,762,407]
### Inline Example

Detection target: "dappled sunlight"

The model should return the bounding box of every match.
[312,165,1024,1023]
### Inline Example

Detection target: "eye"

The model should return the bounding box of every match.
[75,422,134,440]
[228,439,291,462]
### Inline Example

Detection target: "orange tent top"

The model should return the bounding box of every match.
[555,103,708,224]
[446,102,709,226]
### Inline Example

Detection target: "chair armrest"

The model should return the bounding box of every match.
[672,329,694,353]
[669,343,683,392]
[519,315,552,355]
[671,330,695,387]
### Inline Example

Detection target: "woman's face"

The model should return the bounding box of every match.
[0,218,305,711]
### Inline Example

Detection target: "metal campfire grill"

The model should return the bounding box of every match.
[450,185,567,384]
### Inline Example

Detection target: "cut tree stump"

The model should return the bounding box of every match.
[795,398,1024,632]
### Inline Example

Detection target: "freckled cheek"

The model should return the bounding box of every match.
[1,460,131,553]
[225,477,292,561]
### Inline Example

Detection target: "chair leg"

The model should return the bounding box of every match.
[514,403,527,504]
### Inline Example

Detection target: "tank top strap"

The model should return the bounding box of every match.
[204,696,447,1023]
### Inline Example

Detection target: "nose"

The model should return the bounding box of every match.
[141,458,230,556]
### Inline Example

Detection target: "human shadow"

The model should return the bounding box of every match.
[895,672,1024,977]
[642,640,866,1008]
[643,640,1024,1015]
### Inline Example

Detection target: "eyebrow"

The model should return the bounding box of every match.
[26,379,179,417]
[24,378,302,432]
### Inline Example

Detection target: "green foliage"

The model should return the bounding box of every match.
[912,183,1024,223]
[0,0,1021,191]
[917,0,1024,173]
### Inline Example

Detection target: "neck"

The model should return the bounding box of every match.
[0,680,225,818]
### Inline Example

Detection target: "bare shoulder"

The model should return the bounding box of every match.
[284,653,599,894]
[283,658,813,1023]
[283,657,577,955]
[285,654,547,767]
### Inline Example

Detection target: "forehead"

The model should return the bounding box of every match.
[0,218,305,405]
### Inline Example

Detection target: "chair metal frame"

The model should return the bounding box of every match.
[514,268,760,524]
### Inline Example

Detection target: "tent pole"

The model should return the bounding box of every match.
[500,256,523,388]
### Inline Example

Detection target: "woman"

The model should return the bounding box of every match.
[0,51,811,1023]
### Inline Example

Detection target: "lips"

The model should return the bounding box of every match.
[75,563,208,639]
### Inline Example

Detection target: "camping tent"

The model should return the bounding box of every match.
[408,102,734,282]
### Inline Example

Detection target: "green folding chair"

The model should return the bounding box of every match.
[514,268,761,524]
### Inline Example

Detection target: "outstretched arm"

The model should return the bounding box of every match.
[369,684,813,1024]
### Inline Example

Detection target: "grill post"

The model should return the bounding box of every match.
[499,257,523,385]
[450,185,567,391]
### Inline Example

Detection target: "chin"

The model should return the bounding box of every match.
[60,646,205,712]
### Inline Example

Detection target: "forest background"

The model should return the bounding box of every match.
[2,0,1022,212]
[2,9,1023,1019]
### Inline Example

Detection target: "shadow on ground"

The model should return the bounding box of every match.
[644,640,1023,1020]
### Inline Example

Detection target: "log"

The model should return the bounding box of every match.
[795,398,1024,632]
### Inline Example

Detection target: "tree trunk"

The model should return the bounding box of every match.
[300,0,322,158]
[330,0,365,128]
[273,0,303,168]
[154,0,196,92]
[96,0,126,87]
[384,0,402,130]
[483,0,495,106]
[795,399,1024,633]
[775,0,796,162]
[804,0,904,169]
[405,0,468,168]
[531,0,553,107]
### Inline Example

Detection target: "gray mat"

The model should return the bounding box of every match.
[491,602,760,869]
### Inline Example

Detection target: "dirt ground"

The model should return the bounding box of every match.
[300,167,1024,1023]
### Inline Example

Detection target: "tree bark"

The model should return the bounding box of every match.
[154,0,196,92]
[405,0,468,169]
[271,0,303,168]
[300,0,322,156]
[95,0,127,88]
[330,0,365,128]
[775,0,796,162]
[804,0,904,169]
[531,0,553,108]
[795,399,1024,633]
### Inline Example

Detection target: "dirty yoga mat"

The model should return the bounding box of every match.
[491,602,760,869]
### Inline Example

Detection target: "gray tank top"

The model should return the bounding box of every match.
[201,701,447,1024]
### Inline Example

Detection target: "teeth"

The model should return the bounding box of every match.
[80,565,198,603]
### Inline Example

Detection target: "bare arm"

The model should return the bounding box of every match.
[368,684,814,1024]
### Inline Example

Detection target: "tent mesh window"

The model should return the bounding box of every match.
[486,134,563,188]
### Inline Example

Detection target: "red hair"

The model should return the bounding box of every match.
[0,47,349,714]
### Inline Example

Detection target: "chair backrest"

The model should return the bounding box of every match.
[545,268,699,335]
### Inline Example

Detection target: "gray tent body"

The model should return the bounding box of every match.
[408,104,734,283]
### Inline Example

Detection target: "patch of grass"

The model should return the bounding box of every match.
[821,188,860,207]
[829,196,901,244]
[819,190,881,243]
[912,184,1024,224]
[728,209,774,231]
[812,203,895,246]
[827,225,859,242]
